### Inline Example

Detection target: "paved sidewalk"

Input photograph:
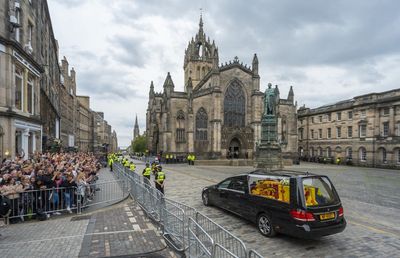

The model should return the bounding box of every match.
[0,199,179,258]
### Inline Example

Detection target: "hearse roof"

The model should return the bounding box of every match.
[248,169,315,177]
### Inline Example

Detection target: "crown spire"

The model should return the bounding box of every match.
[199,11,204,34]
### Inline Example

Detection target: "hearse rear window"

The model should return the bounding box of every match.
[302,177,338,207]
[248,175,290,203]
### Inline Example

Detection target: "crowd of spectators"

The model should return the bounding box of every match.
[0,152,101,222]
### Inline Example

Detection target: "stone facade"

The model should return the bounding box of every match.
[60,56,76,149]
[76,96,91,152]
[146,16,298,161]
[0,1,117,159]
[298,89,400,168]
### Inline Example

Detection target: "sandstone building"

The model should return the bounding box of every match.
[0,0,117,159]
[298,89,400,168]
[146,16,298,161]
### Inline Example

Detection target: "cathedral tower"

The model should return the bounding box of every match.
[183,14,219,91]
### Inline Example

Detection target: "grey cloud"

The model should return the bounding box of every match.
[111,35,147,67]
[50,0,87,8]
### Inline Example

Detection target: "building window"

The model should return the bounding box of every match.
[176,111,185,142]
[326,147,332,158]
[224,80,245,127]
[360,109,366,118]
[397,122,400,136]
[327,113,331,121]
[327,128,331,139]
[195,107,208,141]
[310,129,314,139]
[348,126,353,138]
[319,147,323,156]
[337,127,341,138]
[311,117,314,123]
[397,149,400,164]
[359,147,367,161]
[336,112,341,121]
[348,111,353,120]
[382,107,390,116]
[382,122,389,137]
[27,75,34,114]
[359,124,367,138]
[346,147,352,159]
[319,116,322,123]
[318,129,322,139]
[28,23,33,44]
[382,148,387,163]
[310,147,314,157]
[15,9,21,42]
[15,66,23,110]
[299,128,303,140]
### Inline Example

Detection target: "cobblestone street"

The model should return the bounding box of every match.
[141,161,400,257]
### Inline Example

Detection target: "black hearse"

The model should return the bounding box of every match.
[201,170,346,238]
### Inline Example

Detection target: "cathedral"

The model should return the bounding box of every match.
[146,16,298,163]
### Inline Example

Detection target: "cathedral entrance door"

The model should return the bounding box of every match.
[229,138,241,159]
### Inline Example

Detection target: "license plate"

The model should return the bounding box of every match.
[320,212,335,220]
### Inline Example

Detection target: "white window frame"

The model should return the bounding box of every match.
[382,122,389,137]
[327,128,331,139]
[348,126,353,138]
[15,9,21,42]
[346,147,352,159]
[348,111,353,120]
[359,124,367,138]
[336,112,341,121]
[360,148,367,161]
[15,66,24,111]
[27,75,34,114]
[337,127,341,138]
[318,129,322,139]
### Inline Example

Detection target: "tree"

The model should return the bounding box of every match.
[131,135,146,153]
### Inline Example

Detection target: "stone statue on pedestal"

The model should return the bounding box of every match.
[255,83,283,169]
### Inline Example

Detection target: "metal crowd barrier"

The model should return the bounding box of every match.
[188,217,214,258]
[3,177,128,220]
[113,162,264,258]
[6,186,77,220]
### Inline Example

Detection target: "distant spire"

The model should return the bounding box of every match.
[133,114,140,140]
[288,86,294,103]
[199,11,204,34]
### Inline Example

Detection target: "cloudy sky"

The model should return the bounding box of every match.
[48,0,400,147]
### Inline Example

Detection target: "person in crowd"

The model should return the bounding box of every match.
[0,152,101,221]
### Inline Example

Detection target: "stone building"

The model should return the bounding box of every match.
[146,16,298,162]
[60,56,76,149]
[0,0,54,160]
[298,88,400,168]
[76,96,91,152]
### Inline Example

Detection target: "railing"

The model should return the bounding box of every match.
[113,162,264,258]
[3,177,128,220]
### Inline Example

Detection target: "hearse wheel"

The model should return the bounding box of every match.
[202,192,210,206]
[257,213,276,237]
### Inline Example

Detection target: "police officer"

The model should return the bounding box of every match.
[155,166,165,194]
[108,154,114,171]
[129,162,136,172]
[142,163,152,181]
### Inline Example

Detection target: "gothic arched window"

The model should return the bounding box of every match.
[224,80,245,127]
[176,111,185,142]
[196,108,208,141]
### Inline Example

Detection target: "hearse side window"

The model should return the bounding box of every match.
[248,175,290,203]
[218,179,231,189]
[302,177,338,207]
[228,178,246,192]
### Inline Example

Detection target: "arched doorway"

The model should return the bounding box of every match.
[229,138,241,159]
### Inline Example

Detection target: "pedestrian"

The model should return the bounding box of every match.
[154,167,165,194]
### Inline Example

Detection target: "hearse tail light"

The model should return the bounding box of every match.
[290,209,315,222]
[338,207,344,217]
